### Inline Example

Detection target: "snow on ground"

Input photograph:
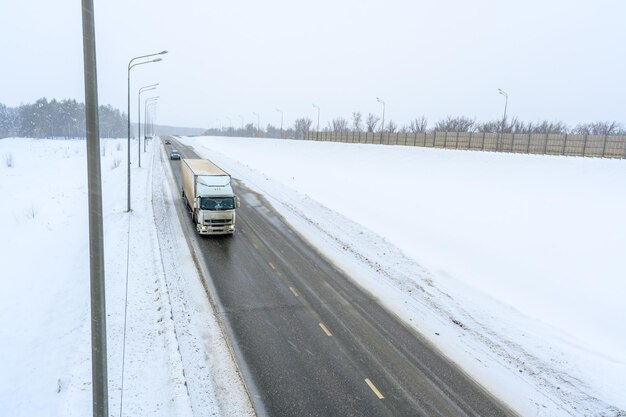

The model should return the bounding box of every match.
[0,138,253,417]
[180,135,626,417]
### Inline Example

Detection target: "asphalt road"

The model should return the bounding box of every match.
[164,138,518,417]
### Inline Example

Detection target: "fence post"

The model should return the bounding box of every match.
[481,131,486,150]
[511,133,515,153]
[527,133,531,153]
[582,134,588,157]
[455,131,459,149]
[601,134,608,158]
[404,132,408,146]
[468,132,472,150]
[543,133,548,154]
[562,134,568,155]
[443,131,448,148]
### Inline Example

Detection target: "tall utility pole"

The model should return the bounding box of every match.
[81,1,108,416]
[126,50,167,212]
[137,84,158,166]
[498,88,508,152]
[312,104,320,140]
[275,108,283,138]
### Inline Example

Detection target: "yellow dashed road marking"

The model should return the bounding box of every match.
[319,323,333,337]
[268,262,276,270]
[289,287,300,297]
[365,378,384,400]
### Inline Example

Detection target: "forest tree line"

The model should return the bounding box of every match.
[0,98,127,139]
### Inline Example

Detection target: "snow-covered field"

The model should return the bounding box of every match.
[180,135,626,417]
[2,135,625,417]
[0,138,253,417]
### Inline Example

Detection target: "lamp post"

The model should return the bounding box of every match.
[144,97,159,151]
[226,117,232,136]
[147,102,158,138]
[376,97,385,143]
[252,112,260,137]
[312,104,320,140]
[137,84,158,166]
[497,88,508,152]
[126,50,167,212]
[275,108,283,138]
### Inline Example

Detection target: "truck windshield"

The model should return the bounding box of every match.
[200,197,235,210]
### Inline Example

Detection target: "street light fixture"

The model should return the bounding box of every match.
[252,112,260,137]
[137,84,158,166]
[126,50,167,212]
[498,88,508,152]
[275,108,283,138]
[312,104,320,140]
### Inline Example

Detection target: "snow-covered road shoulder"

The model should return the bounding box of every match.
[0,137,253,417]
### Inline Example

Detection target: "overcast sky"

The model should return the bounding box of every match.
[1,0,625,130]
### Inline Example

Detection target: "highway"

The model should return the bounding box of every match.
[164,137,518,417]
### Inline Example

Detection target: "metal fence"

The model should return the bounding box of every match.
[302,130,626,159]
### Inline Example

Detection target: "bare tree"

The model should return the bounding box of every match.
[434,116,475,132]
[530,120,568,134]
[408,116,428,133]
[573,121,624,135]
[331,117,349,132]
[386,120,397,133]
[352,112,363,132]
[366,113,380,133]
[294,117,312,139]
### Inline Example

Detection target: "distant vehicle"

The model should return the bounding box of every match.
[164,139,171,145]
[181,158,239,235]
[170,149,181,160]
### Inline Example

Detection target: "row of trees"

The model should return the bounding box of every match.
[204,113,626,139]
[317,113,626,135]
[0,98,127,139]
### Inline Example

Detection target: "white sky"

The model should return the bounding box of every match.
[1,0,625,130]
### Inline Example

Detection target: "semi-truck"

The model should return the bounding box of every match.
[181,158,239,235]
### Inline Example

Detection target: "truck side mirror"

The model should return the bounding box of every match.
[235,196,241,208]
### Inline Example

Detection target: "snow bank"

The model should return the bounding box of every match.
[0,138,252,417]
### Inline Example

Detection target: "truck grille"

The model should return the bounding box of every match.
[205,219,231,225]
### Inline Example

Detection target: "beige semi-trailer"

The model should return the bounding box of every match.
[181,158,239,235]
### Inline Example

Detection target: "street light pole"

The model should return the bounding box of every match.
[376,97,385,143]
[275,108,283,138]
[144,97,159,151]
[238,114,244,130]
[137,84,158,166]
[126,50,167,212]
[312,104,320,140]
[252,112,260,137]
[498,88,508,152]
